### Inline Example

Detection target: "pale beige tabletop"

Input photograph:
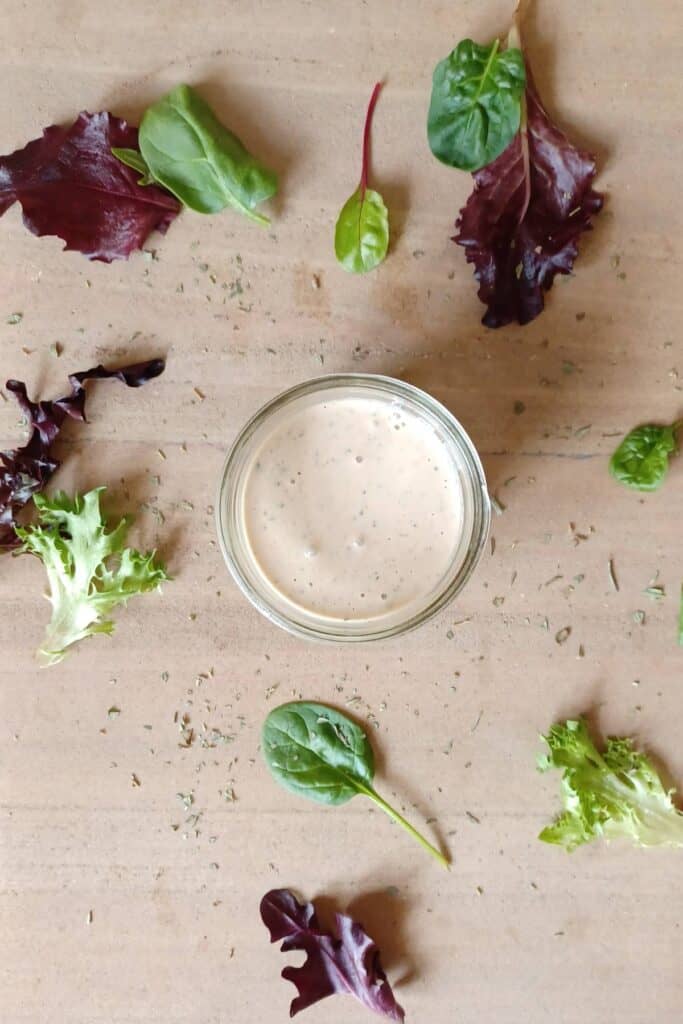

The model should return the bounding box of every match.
[1,1,682,1022]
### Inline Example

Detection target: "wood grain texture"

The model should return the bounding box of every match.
[1,1,682,1021]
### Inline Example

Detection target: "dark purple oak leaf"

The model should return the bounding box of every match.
[260,889,405,1021]
[0,112,180,261]
[454,72,603,328]
[0,358,165,548]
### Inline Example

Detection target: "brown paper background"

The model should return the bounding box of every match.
[1,1,682,1021]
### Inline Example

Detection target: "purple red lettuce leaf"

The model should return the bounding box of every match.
[0,359,165,548]
[454,71,603,328]
[0,112,180,261]
[260,888,404,1021]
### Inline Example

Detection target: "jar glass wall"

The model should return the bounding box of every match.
[217,374,490,642]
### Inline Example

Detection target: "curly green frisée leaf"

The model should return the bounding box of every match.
[262,702,449,867]
[427,37,526,172]
[539,718,683,850]
[17,488,168,665]
[609,422,680,491]
[115,84,277,224]
[334,82,389,273]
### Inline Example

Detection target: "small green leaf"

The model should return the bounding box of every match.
[112,147,155,185]
[679,585,683,647]
[428,38,526,172]
[609,423,679,491]
[262,701,449,867]
[137,84,277,224]
[262,701,374,805]
[334,186,388,273]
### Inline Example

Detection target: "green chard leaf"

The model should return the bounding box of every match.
[427,37,526,172]
[262,701,449,867]
[335,187,388,273]
[539,718,683,850]
[609,422,679,491]
[334,82,389,273]
[16,488,168,665]
[115,84,277,224]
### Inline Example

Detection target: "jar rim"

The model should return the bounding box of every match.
[216,373,491,642]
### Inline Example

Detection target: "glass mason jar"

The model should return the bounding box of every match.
[217,374,490,642]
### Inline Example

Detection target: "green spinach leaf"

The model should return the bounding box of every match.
[334,82,389,273]
[427,37,526,172]
[609,422,680,491]
[262,701,449,867]
[116,84,277,224]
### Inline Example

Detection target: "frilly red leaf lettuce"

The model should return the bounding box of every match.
[260,888,405,1021]
[0,359,165,548]
[454,69,603,328]
[0,112,180,261]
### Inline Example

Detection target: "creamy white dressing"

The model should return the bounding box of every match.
[241,389,465,622]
